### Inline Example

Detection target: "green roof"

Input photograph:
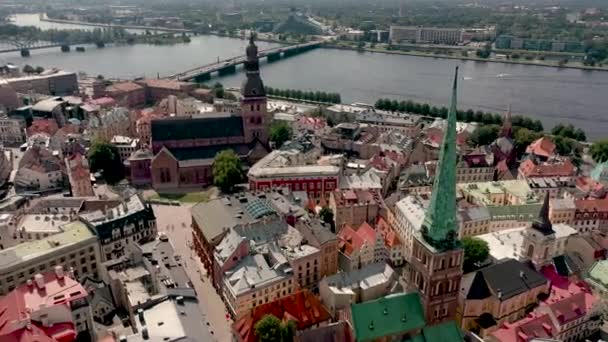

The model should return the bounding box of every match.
[587,260,608,288]
[351,293,426,342]
[404,321,464,342]
[487,203,541,220]
[421,67,459,251]
[151,114,244,141]
[591,161,608,181]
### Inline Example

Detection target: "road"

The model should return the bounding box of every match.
[153,204,233,342]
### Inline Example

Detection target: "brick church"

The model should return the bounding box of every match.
[147,34,271,190]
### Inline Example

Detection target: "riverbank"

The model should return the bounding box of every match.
[40,16,190,33]
[40,16,295,46]
[327,43,608,72]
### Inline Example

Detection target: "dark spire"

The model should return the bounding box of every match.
[500,104,513,138]
[532,194,554,235]
[421,66,460,250]
[241,30,265,98]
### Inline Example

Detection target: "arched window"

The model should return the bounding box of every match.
[527,244,534,258]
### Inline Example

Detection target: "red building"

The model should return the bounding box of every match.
[233,290,331,342]
[248,150,340,199]
[0,268,91,342]
[127,148,154,185]
[149,34,270,190]
[104,81,145,107]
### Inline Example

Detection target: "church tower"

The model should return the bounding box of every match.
[240,32,270,144]
[522,194,556,267]
[408,67,464,325]
[500,104,513,138]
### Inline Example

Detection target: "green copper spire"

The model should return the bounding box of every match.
[421,67,460,250]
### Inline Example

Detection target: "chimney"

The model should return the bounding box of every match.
[141,326,149,340]
[138,308,145,324]
[497,288,502,300]
[34,274,45,290]
[68,267,75,279]
[54,265,64,279]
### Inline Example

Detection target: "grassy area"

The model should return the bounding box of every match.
[147,191,210,203]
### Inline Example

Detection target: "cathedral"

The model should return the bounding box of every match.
[147,34,271,190]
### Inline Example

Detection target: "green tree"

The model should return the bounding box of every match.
[212,82,225,99]
[462,237,489,273]
[590,140,608,163]
[514,128,543,152]
[269,121,293,148]
[468,125,500,147]
[254,315,296,342]
[213,150,243,193]
[34,66,44,74]
[88,140,124,184]
[319,207,335,231]
[22,64,35,74]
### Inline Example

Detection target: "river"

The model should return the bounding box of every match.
[5,13,608,140]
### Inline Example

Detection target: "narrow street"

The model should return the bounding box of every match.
[153,204,233,342]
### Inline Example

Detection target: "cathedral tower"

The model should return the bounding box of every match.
[241,32,270,144]
[408,67,464,325]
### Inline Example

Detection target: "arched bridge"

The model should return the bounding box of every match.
[165,40,323,82]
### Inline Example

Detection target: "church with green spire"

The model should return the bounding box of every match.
[408,67,465,325]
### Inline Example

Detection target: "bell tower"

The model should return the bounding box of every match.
[408,67,464,325]
[240,32,269,144]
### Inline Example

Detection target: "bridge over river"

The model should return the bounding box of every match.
[165,40,323,82]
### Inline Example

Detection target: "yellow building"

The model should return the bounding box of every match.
[458,180,539,207]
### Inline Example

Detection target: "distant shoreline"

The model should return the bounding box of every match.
[326,44,608,72]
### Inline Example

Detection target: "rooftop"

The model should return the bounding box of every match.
[249,149,340,179]
[17,214,73,234]
[0,221,95,274]
[233,290,331,342]
[322,262,395,293]
[458,180,539,205]
[191,192,283,242]
[223,252,293,297]
[351,292,426,341]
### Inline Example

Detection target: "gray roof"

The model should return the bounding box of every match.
[295,218,336,245]
[191,192,280,243]
[466,259,547,301]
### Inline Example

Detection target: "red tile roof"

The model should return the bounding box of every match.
[377,217,402,248]
[491,313,557,342]
[106,81,143,93]
[0,271,87,342]
[88,97,116,107]
[574,198,608,213]
[332,189,382,206]
[518,158,576,178]
[26,119,59,137]
[338,222,380,257]
[233,290,331,342]
[575,176,606,198]
[526,137,556,158]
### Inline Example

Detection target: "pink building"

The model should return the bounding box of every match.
[0,268,92,342]
[104,81,145,107]
[127,148,154,186]
[65,153,94,197]
[212,229,249,290]
[136,79,196,103]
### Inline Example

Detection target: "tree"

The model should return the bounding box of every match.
[34,66,44,74]
[22,64,35,74]
[462,237,489,272]
[514,128,541,149]
[213,150,243,193]
[254,315,296,342]
[269,121,293,148]
[213,82,225,98]
[319,207,335,231]
[88,140,124,184]
[468,125,500,147]
[591,140,608,163]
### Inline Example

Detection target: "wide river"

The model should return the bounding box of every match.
[4,14,608,140]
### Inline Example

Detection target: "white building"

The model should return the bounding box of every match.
[319,263,396,317]
[111,135,140,163]
[222,252,295,318]
[0,116,25,145]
